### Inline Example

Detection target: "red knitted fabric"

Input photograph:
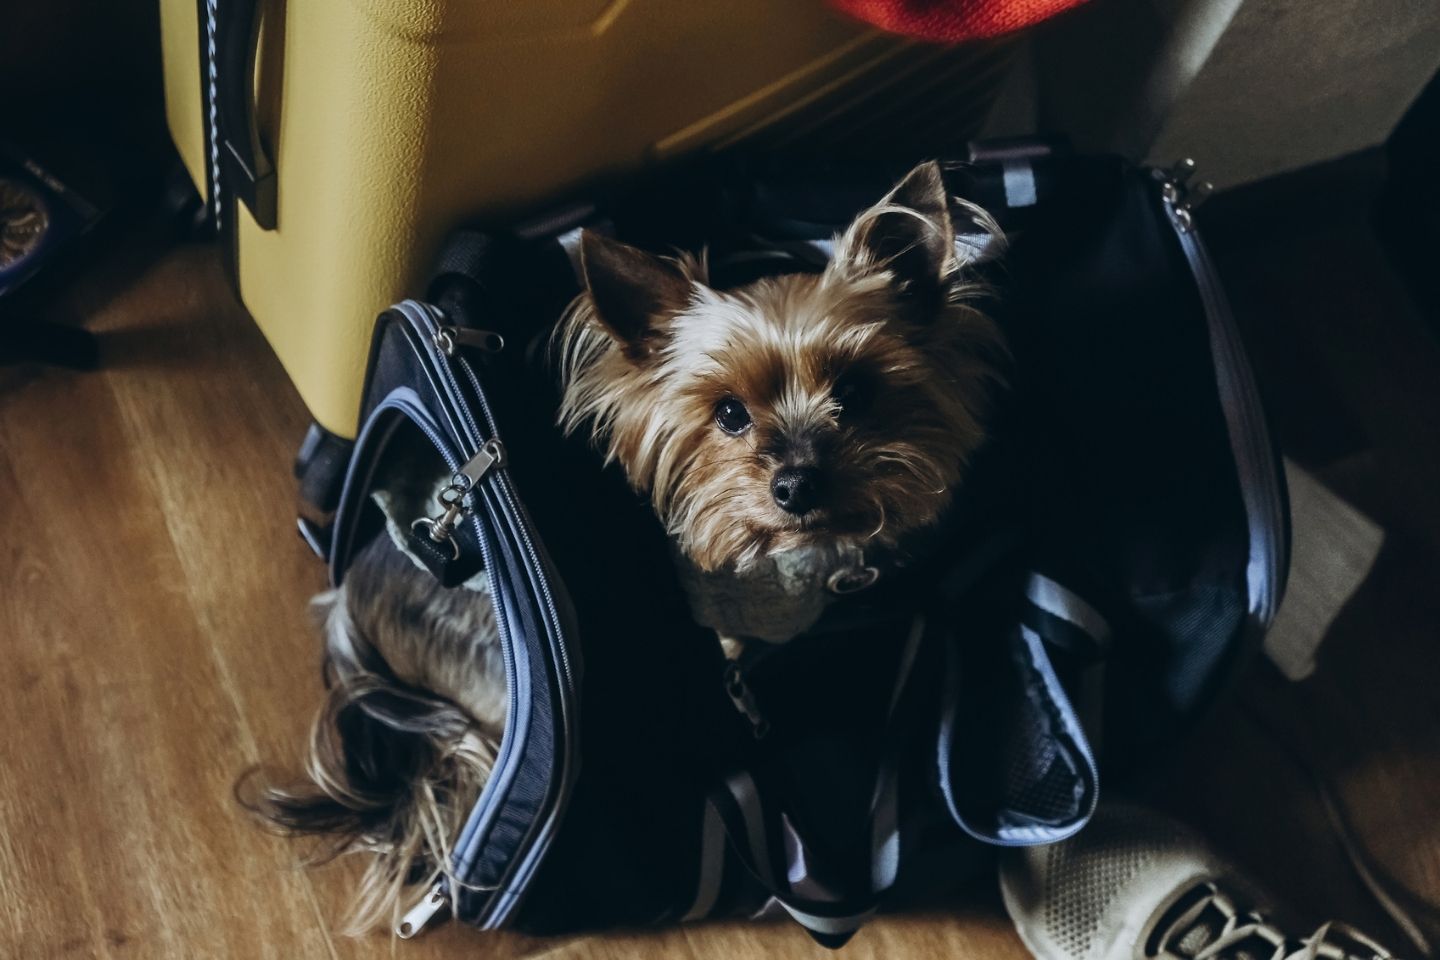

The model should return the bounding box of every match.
[830,0,1088,42]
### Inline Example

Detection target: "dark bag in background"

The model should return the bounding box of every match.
[302,140,1289,945]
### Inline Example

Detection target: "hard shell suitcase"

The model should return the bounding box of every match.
[157,0,1012,439]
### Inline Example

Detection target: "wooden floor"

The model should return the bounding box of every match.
[2,195,1438,958]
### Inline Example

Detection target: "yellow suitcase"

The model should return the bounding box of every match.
[159,0,1009,438]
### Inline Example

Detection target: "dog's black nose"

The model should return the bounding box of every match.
[772,467,822,515]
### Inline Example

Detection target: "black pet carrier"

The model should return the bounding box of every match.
[296,139,1289,947]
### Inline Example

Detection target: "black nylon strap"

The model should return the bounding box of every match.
[704,782,877,949]
[425,227,502,340]
[427,227,500,303]
[404,519,485,588]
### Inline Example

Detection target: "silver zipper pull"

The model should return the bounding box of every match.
[411,440,507,551]
[1168,157,1197,184]
[1185,180,1214,208]
[454,439,505,488]
[396,882,447,939]
[434,326,505,356]
[1158,159,1213,234]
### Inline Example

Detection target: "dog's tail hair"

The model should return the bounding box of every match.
[238,595,496,936]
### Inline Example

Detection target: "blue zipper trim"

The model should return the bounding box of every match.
[382,300,579,929]
[1160,194,1288,627]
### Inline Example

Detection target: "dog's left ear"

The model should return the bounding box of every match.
[828,160,956,319]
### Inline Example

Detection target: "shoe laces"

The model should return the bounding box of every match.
[1150,882,1397,960]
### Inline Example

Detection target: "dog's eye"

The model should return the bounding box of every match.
[832,371,873,417]
[714,397,752,435]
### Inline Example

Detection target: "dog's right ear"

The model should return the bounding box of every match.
[579,230,694,361]
[827,161,957,323]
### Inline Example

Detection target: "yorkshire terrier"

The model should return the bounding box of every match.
[245,161,1005,932]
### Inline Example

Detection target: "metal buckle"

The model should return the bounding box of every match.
[827,565,880,595]
[410,517,462,560]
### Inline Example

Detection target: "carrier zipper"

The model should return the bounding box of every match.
[470,472,581,928]
[412,439,506,548]
[434,326,505,356]
[396,882,447,939]
[424,302,579,700]
[392,301,580,929]
[1155,161,1286,626]
[439,307,578,698]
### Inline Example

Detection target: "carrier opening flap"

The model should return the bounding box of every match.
[330,298,583,931]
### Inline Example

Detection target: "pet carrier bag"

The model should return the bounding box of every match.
[157,0,1012,443]
[305,140,1289,946]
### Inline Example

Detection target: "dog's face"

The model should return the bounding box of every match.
[556,161,1003,572]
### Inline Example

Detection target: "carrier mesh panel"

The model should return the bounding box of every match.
[1003,709,1081,824]
[1135,584,1245,716]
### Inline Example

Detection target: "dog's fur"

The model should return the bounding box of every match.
[241,447,507,934]
[243,162,1004,934]
[555,161,1003,572]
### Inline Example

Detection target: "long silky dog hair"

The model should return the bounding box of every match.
[239,436,507,935]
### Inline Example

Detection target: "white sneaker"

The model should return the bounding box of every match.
[998,802,1396,960]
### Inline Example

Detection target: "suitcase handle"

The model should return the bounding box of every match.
[215,0,277,230]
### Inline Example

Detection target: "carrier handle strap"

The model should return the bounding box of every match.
[426,228,499,307]
[704,773,880,950]
[690,614,929,948]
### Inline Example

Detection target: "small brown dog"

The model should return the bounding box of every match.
[248,160,1004,933]
[558,161,1004,646]
[557,160,1002,574]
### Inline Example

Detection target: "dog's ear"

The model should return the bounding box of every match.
[829,160,956,319]
[579,230,694,360]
